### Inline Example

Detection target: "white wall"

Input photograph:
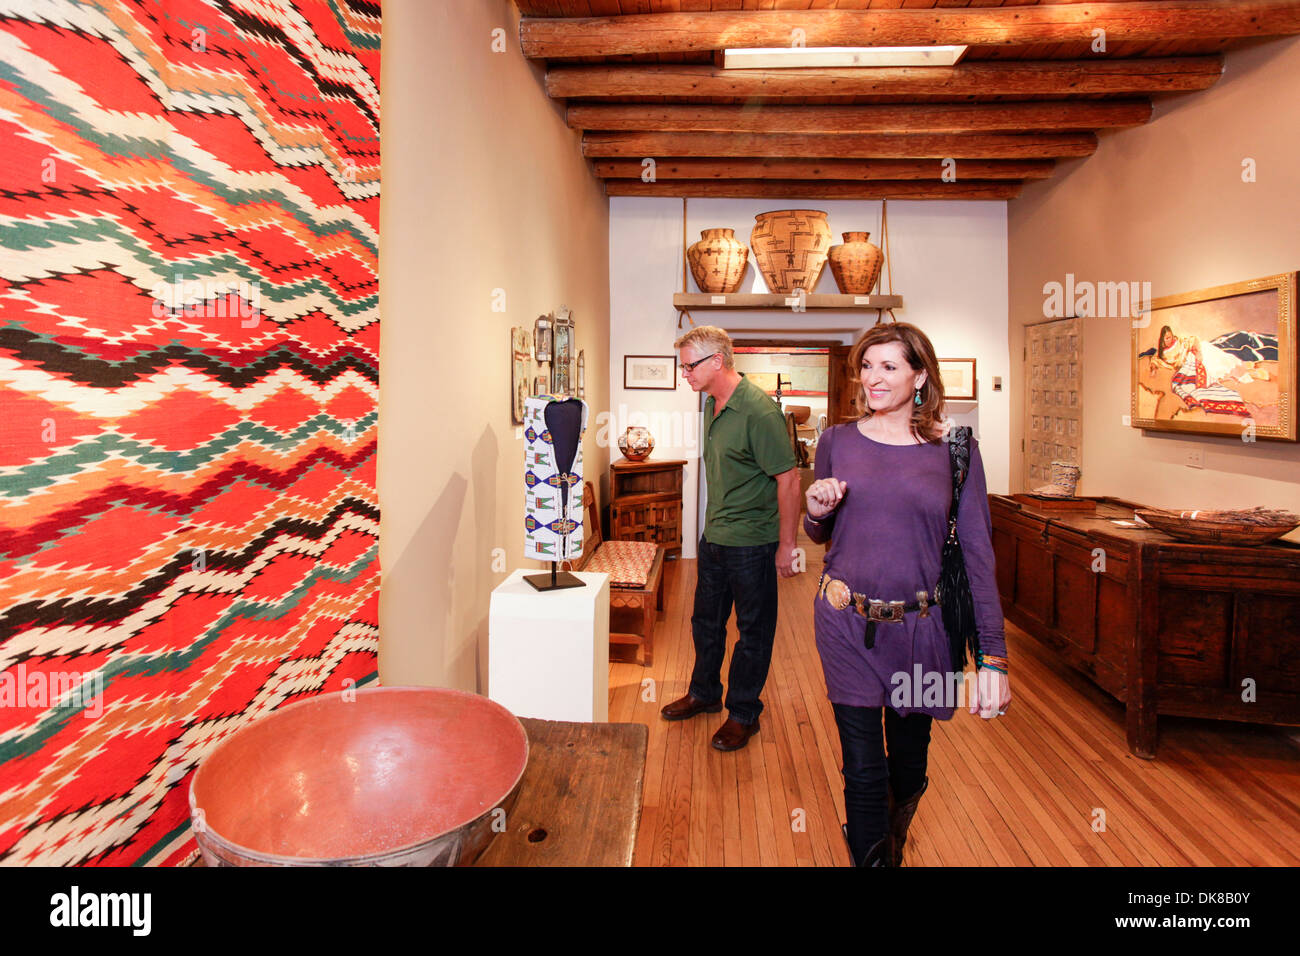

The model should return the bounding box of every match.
[1008,35,1300,541]
[379,0,610,692]
[609,197,1010,556]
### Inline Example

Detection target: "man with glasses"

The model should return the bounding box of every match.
[662,326,800,751]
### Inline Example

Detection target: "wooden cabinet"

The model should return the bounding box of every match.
[990,495,1300,758]
[610,459,687,558]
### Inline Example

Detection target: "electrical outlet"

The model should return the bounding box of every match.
[515,426,523,440]
[1186,448,1204,469]
[1121,414,1131,427]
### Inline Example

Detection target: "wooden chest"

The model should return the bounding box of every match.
[989,494,1300,758]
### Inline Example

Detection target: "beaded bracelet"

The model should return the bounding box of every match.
[977,652,1009,675]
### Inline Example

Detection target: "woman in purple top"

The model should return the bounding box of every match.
[804,322,1012,867]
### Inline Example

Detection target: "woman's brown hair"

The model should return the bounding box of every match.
[847,321,947,443]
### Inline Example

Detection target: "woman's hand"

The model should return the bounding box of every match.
[969,668,1011,720]
[805,478,847,519]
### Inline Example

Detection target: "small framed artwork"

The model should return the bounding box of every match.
[1132,272,1294,440]
[533,374,549,397]
[939,358,977,401]
[533,314,552,364]
[576,349,586,399]
[510,327,531,425]
[552,308,574,396]
[624,354,677,390]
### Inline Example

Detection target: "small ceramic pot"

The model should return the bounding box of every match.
[618,426,654,462]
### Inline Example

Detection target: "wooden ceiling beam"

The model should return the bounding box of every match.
[592,158,1054,180]
[567,100,1150,133]
[545,58,1225,99]
[520,3,1300,59]
[582,131,1097,160]
[604,180,1024,200]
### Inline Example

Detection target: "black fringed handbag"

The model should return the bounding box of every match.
[935,426,981,670]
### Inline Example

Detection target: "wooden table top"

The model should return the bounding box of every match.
[474,717,648,867]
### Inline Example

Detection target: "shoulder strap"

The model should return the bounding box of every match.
[945,426,973,540]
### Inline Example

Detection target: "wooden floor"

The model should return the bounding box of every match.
[608,528,1300,867]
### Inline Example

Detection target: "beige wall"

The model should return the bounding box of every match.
[379,1,610,690]
[1009,36,1300,540]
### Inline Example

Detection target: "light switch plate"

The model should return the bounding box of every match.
[1186,448,1204,469]
[1121,415,1131,427]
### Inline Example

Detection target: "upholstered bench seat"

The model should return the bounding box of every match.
[585,539,659,588]
[565,481,665,666]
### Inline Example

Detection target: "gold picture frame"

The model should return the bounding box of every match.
[1131,272,1295,441]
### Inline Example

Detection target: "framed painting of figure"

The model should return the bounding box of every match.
[1131,273,1295,441]
[510,326,531,425]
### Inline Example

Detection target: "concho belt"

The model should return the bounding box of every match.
[817,572,939,649]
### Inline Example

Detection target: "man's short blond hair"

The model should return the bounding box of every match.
[674,325,734,369]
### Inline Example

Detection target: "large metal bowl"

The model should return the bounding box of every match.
[189,686,528,866]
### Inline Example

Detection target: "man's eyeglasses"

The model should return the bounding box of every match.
[681,352,719,374]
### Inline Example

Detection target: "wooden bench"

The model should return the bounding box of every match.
[565,480,664,666]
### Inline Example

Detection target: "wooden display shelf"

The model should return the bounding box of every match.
[673,292,904,312]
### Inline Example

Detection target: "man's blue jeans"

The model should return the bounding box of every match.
[688,535,778,726]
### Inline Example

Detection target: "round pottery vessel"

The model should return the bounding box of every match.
[189,686,528,866]
[687,228,748,294]
[618,426,654,462]
[750,209,832,294]
[827,232,884,295]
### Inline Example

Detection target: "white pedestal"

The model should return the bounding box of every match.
[488,569,609,722]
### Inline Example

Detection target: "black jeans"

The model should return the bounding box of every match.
[688,535,778,726]
[832,704,933,863]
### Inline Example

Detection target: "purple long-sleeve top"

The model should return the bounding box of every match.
[802,423,1007,719]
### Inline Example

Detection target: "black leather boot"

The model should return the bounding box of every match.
[841,823,891,867]
[887,776,929,867]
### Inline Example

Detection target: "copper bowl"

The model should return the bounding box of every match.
[189,687,528,866]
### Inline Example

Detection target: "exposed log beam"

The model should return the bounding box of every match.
[520,3,1300,59]
[583,131,1097,160]
[605,180,1024,200]
[593,158,1054,180]
[546,58,1225,100]
[568,100,1150,133]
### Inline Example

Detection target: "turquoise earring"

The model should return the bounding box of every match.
[914,387,923,406]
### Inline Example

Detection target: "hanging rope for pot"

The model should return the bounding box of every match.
[875,198,898,325]
[677,197,695,329]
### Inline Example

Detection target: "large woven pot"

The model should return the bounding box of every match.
[750,209,832,294]
[828,231,884,295]
[687,228,748,294]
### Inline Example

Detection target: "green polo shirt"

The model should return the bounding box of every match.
[702,375,797,546]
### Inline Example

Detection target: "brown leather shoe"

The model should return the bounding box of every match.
[711,716,759,751]
[660,693,723,721]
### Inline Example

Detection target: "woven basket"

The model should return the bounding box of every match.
[750,209,831,294]
[1135,509,1300,546]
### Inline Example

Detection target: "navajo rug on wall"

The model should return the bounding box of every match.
[0,0,381,865]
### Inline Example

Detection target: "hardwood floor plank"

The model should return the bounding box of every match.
[606,527,1300,866]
